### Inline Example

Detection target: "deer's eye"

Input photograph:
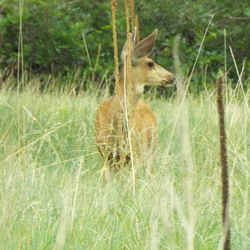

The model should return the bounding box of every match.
[147,62,154,68]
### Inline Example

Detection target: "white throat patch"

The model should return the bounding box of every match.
[135,84,145,94]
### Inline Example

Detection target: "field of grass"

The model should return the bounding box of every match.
[0,87,249,249]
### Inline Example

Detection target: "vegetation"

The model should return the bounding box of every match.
[0,0,249,90]
[0,1,249,249]
[0,85,249,249]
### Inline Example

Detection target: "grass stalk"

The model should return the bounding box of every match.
[186,15,214,90]
[135,15,140,42]
[229,46,250,115]
[216,72,231,250]
[17,0,25,160]
[173,35,195,250]
[91,44,102,82]
[123,0,136,197]
[129,0,135,29]
[82,33,93,69]
[111,0,120,94]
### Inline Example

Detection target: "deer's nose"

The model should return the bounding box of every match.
[165,75,175,85]
[170,75,176,84]
[162,74,176,86]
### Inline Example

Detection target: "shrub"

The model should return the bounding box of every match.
[0,0,249,89]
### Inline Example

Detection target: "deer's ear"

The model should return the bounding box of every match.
[121,33,135,61]
[132,29,158,59]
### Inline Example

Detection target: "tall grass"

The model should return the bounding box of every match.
[1,1,248,248]
[0,85,249,249]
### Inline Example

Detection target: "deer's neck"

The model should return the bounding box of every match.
[115,73,143,111]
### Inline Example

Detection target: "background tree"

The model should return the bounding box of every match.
[0,0,249,90]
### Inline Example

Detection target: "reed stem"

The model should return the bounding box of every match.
[216,72,231,250]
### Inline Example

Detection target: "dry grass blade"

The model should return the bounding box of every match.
[135,15,140,42]
[82,33,93,69]
[173,35,195,250]
[111,0,120,94]
[186,15,214,90]
[123,0,136,197]
[129,0,135,29]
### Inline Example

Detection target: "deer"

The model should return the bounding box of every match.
[95,29,175,175]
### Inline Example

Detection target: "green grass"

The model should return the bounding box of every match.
[0,88,249,249]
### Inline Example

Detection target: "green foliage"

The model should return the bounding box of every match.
[0,0,249,88]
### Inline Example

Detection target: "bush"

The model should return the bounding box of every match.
[0,0,249,89]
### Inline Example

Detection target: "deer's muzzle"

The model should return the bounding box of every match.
[163,75,176,86]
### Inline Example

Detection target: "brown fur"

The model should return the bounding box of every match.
[95,29,175,170]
